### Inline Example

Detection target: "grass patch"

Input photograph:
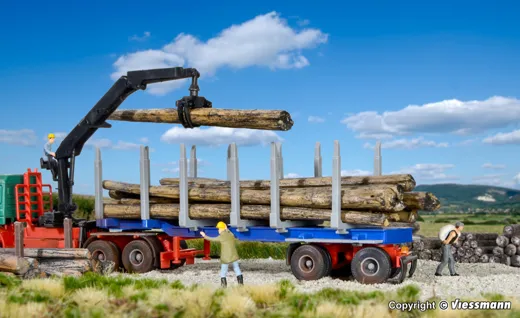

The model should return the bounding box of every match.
[187,239,288,260]
[0,275,518,317]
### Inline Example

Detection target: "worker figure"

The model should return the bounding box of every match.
[435,221,464,276]
[43,133,58,174]
[200,222,243,288]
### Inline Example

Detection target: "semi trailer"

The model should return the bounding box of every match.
[0,65,417,284]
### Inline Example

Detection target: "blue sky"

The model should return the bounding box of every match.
[1,0,519,194]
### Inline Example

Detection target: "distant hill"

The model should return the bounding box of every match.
[415,183,520,212]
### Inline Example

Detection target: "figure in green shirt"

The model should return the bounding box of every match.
[200,221,243,288]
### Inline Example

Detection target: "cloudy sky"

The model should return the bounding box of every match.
[1,1,519,194]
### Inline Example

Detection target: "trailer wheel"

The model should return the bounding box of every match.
[314,245,332,277]
[351,247,391,284]
[122,240,155,273]
[87,240,121,271]
[290,245,327,280]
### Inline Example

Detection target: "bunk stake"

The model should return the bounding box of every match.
[314,142,322,177]
[189,145,197,178]
[269,142,311,233]
[178,144,215,231]
[228,143,262,231]
[374,141,382,176]
[140,146,151,221]
[330,140,352,234]
[94,147,104,220]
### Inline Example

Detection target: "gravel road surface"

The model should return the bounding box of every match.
[123,258,520,300]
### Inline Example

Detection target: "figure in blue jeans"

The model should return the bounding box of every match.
[200,222,243,287]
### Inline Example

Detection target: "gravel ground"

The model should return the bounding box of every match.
[121,258,520,301]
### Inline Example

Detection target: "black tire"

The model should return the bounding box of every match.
[122,240,155,273]
[351,247,392,284]
[314,245,332,277]
[290,244,328,280]
[180,240,188,249]
[87,240,121,270]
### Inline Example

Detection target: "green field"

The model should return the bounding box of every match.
[1,272,518,317]
[417,213,515,237]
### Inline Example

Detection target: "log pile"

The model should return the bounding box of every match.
[411,225,520,267]
[101,174,440,228]
[0,248,94,278]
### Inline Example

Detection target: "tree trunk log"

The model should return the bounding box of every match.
[503,224,520,237]
[102,181,405,212]
[493,246,504,256]
[0,248,91,259]
[108,108,294,131]
[453,240,462,248]
[473,239,499,247]
[457,247,466,257]
[451,245,457,254]
[474,247,494,257]
[464,248,474,258]
[402,192,440,211]
[469,240,479,249]
[0,254,38,275]
[431,250,442,261]
[412,240,425,251]
[489,255,500,263]
[496,235,510,247]
[511,255,520,267]
[103,203,391,226]
[465,233,474,241]
[510,236,520,247]
[469,255,479,263]
[37,259,92,276]
[387,222,420,231]
[504,244,517,256]
[422,238,442,250]
[158,174,417,192]
[462,241,470,248]
[471,233,499,240]
[503,255,511,266]
[479,254,490,263]
[418,250,432,260]
[459,233,467,241]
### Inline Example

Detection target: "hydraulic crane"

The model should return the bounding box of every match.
[40,67,211,228]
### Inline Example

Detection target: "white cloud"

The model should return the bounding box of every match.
[308,116,325,123]
[341,96,520,137]
[129,31,151,41]
[160,127,282,147]
[391,163,458,182]
[0,129,37,146]
[162,167,180,174]
[139,137,149,143]
[473,174,518,188]
[297,19,310,26]
[483,129,520,145]
[111,12,328,95]
[515,173,520,184]
[356,133,394,140]
[85,139,148,151]
[341,169,372,176]
[482,163,506,169]
[364,137,449,149]
[457,138,478,146]
[284,173,302,178]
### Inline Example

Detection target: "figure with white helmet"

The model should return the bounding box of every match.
[435,221,464,276]
[200,222,243,287]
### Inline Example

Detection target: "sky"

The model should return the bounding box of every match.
[1,0,519,195]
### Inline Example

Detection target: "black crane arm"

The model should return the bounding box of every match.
[42,67,211,227]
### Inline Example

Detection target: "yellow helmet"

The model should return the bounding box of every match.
[48,133,55,139]
[216,221,227,229]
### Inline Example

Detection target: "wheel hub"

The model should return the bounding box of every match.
[93,250,106,261]
[298,256,315,273]
[360,257,380,277]
[129,249,144,266]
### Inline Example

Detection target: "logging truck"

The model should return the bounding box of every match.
[0,66,417,284]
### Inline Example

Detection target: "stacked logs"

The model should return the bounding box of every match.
[412,225,520,267]
[101,174,440,228]
[0,248,93,278]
